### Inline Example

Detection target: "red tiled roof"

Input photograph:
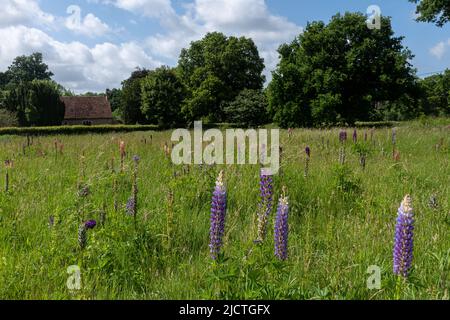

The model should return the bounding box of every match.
[61,96,113,120]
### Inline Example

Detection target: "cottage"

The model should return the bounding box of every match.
[61,96,114,125]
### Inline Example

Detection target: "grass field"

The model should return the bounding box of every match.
[0,119,448,300]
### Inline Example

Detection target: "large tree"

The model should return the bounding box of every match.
[178,32,265,123]
[267,12,418,128]
[106,88,122,112]
[5,52,54,86]
[418,69,450,116]
[410,0,450,26]
[141,66,186,128]
[4,80,65,126]
[120,68,150,125]
[0,72,9,89]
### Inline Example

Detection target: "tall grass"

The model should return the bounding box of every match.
[0,119,448,300]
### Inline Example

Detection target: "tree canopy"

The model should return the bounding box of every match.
[4,80,65,127]
[267,12,418,128]
[410,0,450,26]
[418,69,450,116]
[141,66,186,128]
[120,68,150,125]
[224,89,268,127]
[178,32,265,123]
[4,52,54,86]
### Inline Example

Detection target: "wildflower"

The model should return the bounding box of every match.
[164,143,170,158]
[119,141,126,157]
[429,194,438,209]
[84,220,97,230]
[305,146,311,158]
[126,196,136,216]
[360,154,366,170]
[255,170,273,243]
[99,210,106,226]
[393,195,415,278]
[78,184,90,198]
[304,146,311,178]
[4,160,13,168]
[119,140,126,171]
[339,146,346,165]
[209,170,227,260]
[274,187,289,261]
[339,130,347,143]
[78,224,87,249]
[392,128,397,145]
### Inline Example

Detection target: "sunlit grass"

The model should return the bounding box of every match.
[0,119,448,300]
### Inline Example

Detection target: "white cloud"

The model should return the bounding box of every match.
[109,0,175,18]
[0,0,55,27]
[0,0,303,91]
[430,41,447,59]
[0,26,162,92]
[145,0,303,81]
[65,5,111,37]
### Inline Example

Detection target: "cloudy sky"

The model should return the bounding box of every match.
[1,0,449,93]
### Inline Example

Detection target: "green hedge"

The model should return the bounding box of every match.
[0,121,401,136]
[354,121,398,128]
[0,125,160,136]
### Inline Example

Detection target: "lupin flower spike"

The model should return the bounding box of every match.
[209,170,227,260]
[256,169,274,243]
[393,195,415,278]
[274,187,289,261]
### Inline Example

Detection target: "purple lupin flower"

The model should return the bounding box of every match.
[274,188,289,261]
[256,169,273,242]
[209,170,227,260]
[126,196,136,216]
[353,129,358,143]
[84,220,97,230]
[339,130,347,143]
[393,195,415,278]
[305,146,311,158]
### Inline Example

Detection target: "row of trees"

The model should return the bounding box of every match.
[1,1,449,128]
[113,12,448,128]
[114,32,268,128]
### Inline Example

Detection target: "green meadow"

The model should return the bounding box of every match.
[0,118,448,300]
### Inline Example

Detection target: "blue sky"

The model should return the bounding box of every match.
[1,0,449,92]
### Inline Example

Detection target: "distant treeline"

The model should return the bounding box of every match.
[1,12,449,129]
